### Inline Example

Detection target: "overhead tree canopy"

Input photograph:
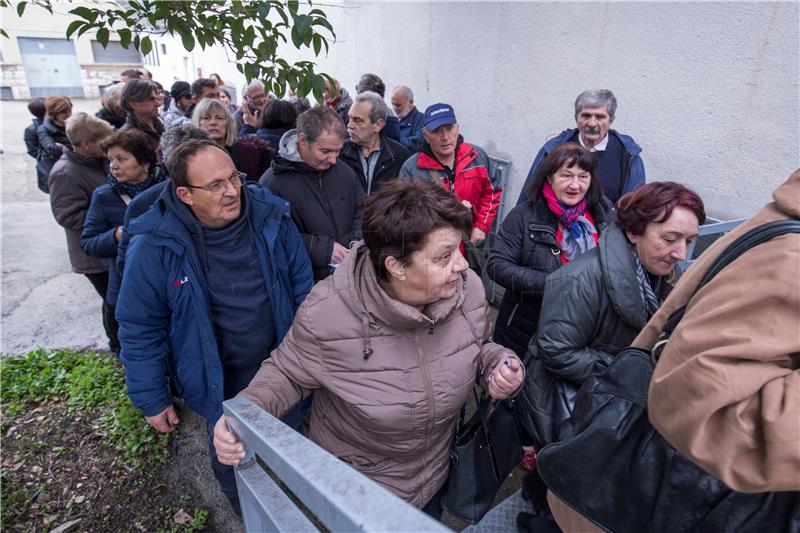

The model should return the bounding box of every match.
[1,0,335,98]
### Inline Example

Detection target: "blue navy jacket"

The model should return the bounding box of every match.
[80,183,127,298]
[516,129,645,205]
[398,107,424,152]
[116,182,313,422]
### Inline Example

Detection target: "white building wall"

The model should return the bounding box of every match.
[305,1,799,220]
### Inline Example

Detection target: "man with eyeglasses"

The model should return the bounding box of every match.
[234,79,271,136]
[116,139,313,517]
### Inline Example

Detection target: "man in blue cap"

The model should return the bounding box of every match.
[399,103,501,245]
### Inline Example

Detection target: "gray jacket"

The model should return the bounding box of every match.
[519,223,653,445]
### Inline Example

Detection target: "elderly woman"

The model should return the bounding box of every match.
[520,181,705,447]
[80,130,166,340]
[213,179,524,516]
[36,96,73,190]
[488,143,613,360]
[48,112,116,350]
[191,97,272,182]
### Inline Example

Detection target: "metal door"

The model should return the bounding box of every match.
[19,37,85,97]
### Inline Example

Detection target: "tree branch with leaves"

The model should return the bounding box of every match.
[2,0,335,98]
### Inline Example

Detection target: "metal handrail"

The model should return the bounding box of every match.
[223,396,453,533]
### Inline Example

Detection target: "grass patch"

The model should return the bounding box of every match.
[1,348,169,467]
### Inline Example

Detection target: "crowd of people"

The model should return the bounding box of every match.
[23,65,798,531]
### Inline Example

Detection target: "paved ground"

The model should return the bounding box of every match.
[1,98,108,355]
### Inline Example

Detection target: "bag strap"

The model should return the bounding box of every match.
[654,220,800,358]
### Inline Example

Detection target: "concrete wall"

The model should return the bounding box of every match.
[305,1,799,220]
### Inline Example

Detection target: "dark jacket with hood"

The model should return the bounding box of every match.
[36,116,71,189]
[48,148,109,274]
[339,133,411,194]
[520,222,664,445]
[260,129,364,281]
[398,106,424,152]
[487,195,613,358]
[117,182,313,422]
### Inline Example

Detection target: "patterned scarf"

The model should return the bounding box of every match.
[108,165,165,199]
[632,248,661,317]
[542,181,598,261]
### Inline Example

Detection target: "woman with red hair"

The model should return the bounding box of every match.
[518,181,706,448]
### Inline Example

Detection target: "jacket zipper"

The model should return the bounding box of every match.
[506,303,520,327]
[413,328,435,504]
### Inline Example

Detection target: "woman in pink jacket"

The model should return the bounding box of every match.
[214,179,524,517]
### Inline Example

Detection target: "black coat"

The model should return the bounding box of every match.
[261,154,363,281]
[37,117,71,190]
[95,107,125,129]
[339,134,411,194]
[487,196,612,358]
[520,223,664,445]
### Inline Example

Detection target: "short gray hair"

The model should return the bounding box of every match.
[160,124,210,161]
[244,79,265,96]
[354,91,389,124]
[393,85,413,101]
[191,98,238,147]
[66,112,114,146]
[574,89,617,118]
[297,105,346,144]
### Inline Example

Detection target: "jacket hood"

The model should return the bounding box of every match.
[773,169,800,220]
[43,116,65,134]
[330,242,468,357]
[598,223,648,330]
[277,129,304,163]
[62,146,107,170]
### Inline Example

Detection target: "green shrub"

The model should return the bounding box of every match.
[0,349,171,467]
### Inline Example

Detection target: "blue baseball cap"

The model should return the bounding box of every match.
[423,103,457,131]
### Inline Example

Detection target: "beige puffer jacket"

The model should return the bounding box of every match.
[241,242,514,507]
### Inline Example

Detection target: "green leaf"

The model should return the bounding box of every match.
[118,28,131,48]
[290,24,302,48]
[96,27,109,47]
[0,28,8,38]
[140,35,152,55]
[312,34,321,56]
[16,1,26,17]
[69,6,94,21]
[294,14,311,36]
[180,30,195,51]
[287,0,298,14]
[257,2,270,19]
[65,20,83,39]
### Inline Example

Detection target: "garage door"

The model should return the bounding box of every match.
[19,37,84,97]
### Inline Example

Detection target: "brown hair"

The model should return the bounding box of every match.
[44,96,73,119]
[165,138,223,188]
[616,181,706,236]
[101,130,158,170]
[525,143,603,206]
[361,179,473,281]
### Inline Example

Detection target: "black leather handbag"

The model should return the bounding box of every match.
[537,221,800,532]
[441,391,523,523]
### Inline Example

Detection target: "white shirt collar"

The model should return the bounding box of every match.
[578,132,609,152]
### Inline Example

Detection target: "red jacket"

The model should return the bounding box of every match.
[399,140,502,233]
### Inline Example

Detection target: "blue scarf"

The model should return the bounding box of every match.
[108,165,165,199]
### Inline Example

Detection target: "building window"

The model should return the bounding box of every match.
[91,41,142,64]
[160,43,167,55]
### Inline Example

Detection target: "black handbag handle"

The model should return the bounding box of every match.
[654,220,800,359]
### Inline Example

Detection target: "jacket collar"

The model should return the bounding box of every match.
[598,223,648,330]
[416,135,474,171]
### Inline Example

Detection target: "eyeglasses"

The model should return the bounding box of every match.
[184,172,245,194]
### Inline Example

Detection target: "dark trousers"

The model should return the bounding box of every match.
[84,271,120,352]
[207,364,305,515]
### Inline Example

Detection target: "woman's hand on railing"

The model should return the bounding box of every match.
[486,356,524,400]
[213,415,246,465]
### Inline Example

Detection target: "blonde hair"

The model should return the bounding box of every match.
[191,97,237,147]
[322,76,341,104]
